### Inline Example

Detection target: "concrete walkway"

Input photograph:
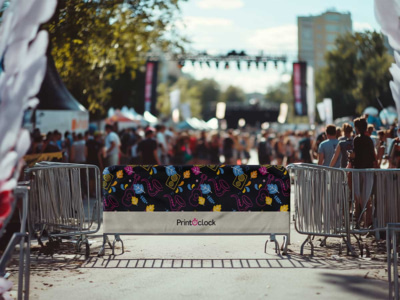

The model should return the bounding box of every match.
[6,220,388,300]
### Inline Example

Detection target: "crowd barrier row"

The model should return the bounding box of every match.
[287,163,400,256]
[24,162,102,256]
[100,164,291,256]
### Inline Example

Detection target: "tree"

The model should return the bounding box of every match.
[220,85,246,103]
[265,81,292,104]
[46,0,187,118]
[315,31,394,118]
[197,79,221,120]
[156,77,202,120]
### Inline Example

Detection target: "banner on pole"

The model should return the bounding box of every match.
[293,62,307,116]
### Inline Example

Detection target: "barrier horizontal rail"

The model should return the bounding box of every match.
[24,162,102,255]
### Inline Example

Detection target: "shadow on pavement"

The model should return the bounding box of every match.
[321,272,388,299]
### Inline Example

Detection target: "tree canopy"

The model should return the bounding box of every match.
[46,0,187,118]
[315,31,394,118]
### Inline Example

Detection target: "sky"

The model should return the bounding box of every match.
[176,0,381,94]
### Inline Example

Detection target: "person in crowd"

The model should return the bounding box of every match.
[274,134,285,165]
[330,123,354,168]
[336,127,343,140]
[350,117,378,227]
[104,124,121,166]
[223,130,235,164]
[85,131,104,170]
[376,130,387,167]
[257,131,273,165]
[351,117,377,169]
[312,131,326,161]
[298,131,312,163]
[70,133,86,163]
[283,137,295,165]
[155,125,168,165]
[137,128,160,165]
[388,126,400,168]
[195,131,209,164]
[208,133,221,164]
[130,135,142,164]
[43,132,60,153]
[318,124,340,167]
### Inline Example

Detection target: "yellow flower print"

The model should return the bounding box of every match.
[198,196,205,205]
[280,205,289,212]
[183,171,190,179]
[265,196,273,205]
[251,171,257,179]
[131,196,138,205]
[146,205,155,212]
[116,170,124,178]
[213,205,222,212]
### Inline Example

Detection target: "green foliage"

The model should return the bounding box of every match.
[156,76,202,119]
[46,0,187,117]
[315,31,394,118]
[265,81,292,104]
[220,85,246,103]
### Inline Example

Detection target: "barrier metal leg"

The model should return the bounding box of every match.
[388,227,393,299]
[98,234,112,257]
[394,232,399,300]
[280,235,288,255]
[264,234,280,255]
[112,235,124,255]
[300,235,314,256]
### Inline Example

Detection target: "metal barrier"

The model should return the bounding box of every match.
[348,169,400,233]
[0,185,30,300]
[287,164,353,255]
[24,163,102,256]
[288,163,400,256]
[387,223,400,300]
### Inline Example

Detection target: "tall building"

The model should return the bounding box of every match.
[298,10,352,70]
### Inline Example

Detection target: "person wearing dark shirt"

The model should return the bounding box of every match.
[223,130,235,164]
[350,117,377,228]
[85,132,104,169]
[137,129,160,165]
[352,118,376,169]
[330,123,353,168]
[258,132,272,165]
[298,131,312,163]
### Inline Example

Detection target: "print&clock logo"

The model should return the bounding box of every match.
[176,218,216,226]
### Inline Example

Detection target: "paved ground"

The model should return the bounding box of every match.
[5,218,389,300]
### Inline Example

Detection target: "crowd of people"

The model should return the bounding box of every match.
[27,116,400,172]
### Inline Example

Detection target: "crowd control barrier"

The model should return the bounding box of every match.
[288,163,400,256]
[100,164,291,256]
[287,163,353,255]
[24,162,102,256]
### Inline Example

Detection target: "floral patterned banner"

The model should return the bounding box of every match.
[103,165,290,213]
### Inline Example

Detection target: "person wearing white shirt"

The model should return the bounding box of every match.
[104,124,121,166]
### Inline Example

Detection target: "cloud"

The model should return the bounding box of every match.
[247,25,298,53]
[353,22,374,32]
[196,0,244,10]
[181,16,233,29]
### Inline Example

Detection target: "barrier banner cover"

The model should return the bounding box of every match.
[293,62,307,116]
[103,165,290,234]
